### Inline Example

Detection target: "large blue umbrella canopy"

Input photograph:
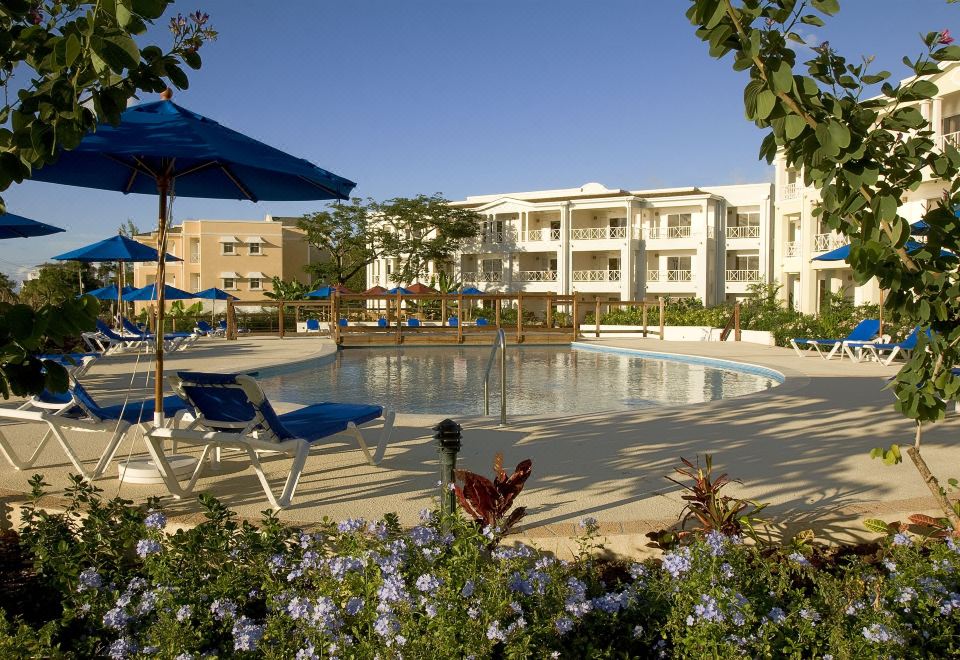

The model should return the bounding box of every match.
[910,220,930,236]
[81,284,136,301]
[459,286,485,295]
[387,286,413,295]
[0,212,65,239]
[29,93,356,422]
[123,283,196,302]
[306,286,334,299]
[52,234,181,263]
[813,240,954,261]
[193,287,238,301]
[30,98,356,201]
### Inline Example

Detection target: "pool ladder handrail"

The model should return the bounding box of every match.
[483,328,507,426]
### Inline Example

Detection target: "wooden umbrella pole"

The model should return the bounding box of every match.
[153,174,171,426]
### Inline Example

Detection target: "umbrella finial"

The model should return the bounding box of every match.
[160,88,173,101]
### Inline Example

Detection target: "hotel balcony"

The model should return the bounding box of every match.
[572,269,621,282]
[725,269,760,282]
[514,270,557,282]
[813,232,845,253]
[780,183,801,201]
[784,241,800,258]
[645,225,692,240]
[570,226,628,240]
[461,271,502,283]
[646,269,693,282]
[725,225,760,239]
[939,130,960,151]
[520,228,561,242]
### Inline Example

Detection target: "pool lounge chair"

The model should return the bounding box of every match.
[195,320,223,337]
[407,318,421,327]
[305,319,321,333]
[377,317,389,328]
[476,317,490,327]
[84,319,151,354]
[144,372,396,509]
[859,327,925,366]
[122,317,198,350]
[448,317,459,327]
[0,377,189,481]
[37,353,99,378]
[790,319,881,359]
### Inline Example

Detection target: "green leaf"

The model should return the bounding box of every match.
[905,79,939,100]
[827,120,850,149]
[116,0,134,28]
[771,62,793,93]
[785,115,806,139]
[811,0,840,15]
[756,90,776,120]
[933,45,960,62]
[800,14,825,27]
[864,518,892,534]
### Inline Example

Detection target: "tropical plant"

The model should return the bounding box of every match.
[263,277,310,301]
[454,453,532,543]
[0,3,216,213]
[687,0,960,525]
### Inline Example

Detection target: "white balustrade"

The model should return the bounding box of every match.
[781,183,800,200]
[515,270,558,282]
[569,226,628,240]
[461,271,502,283]
[785,241,799,257]
[480,229,517,245]
[523,229,543,242]
[725,269,760,282]
[647,270,693,282]
[646,225,692,239]
[572,269,622,282]
[813,233,845,252]
[725,225,760,239]
[940,131,960,151]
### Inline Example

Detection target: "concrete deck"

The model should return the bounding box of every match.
[1,335,955,557]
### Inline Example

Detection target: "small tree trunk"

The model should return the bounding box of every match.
[906,445,960,528]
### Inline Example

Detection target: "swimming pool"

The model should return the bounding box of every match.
[256,346,781,416]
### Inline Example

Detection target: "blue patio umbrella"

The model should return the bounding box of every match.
[53,234,181,263]
[194,287,239,323]
[813,240,954,261]
[81,284,136,301]
[29,91,356,420]
[387,286,413,295]
[460,286,485,295]
[305,286,334,299]
[124,283,196,302]
[910,220,930,236]
[0,212,65,239]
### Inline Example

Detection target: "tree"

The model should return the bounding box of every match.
[298,198,379,287]
[0,2,217,212]
[19,261,98,307]
[686,0,960,524]
[375,194,481,285]
[0,272,18,303]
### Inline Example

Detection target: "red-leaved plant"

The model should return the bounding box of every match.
[454,453,532,542]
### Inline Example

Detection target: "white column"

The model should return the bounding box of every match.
[558,202,571,295]
[799,199,818,314]
[696,202,710,303]
[932,97,944,145]
[622,200,635,300]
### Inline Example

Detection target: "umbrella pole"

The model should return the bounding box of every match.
[153,175,171,426]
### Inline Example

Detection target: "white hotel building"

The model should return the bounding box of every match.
[367,182,774,305]
[774,62,960,314]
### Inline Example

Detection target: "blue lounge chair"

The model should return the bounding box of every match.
[448,317,459,327]
[36,353,99,378]
[476,317,490,327]
[144,372,396,509]
[305,318,321,333]
[0,377,189,481]
[407,318,421,327]
[195,319,224,336]
[859,327,925,366]
[85,319,150,354]
[338,318,348,327]
[790,319,880,360]
[216,319,249,335]
[377,317,389,328]
[122,317,197,349]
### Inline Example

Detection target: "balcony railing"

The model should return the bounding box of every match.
[646,225,692,239]
[781,183,801,200]
[939,130,960,151]
[520,228,561,242]
[480,229,518,245]
[784,241,799,257]
[725,269,761,282]
[572,269,621,282]
[813,233,845,252]
[515,270,557,282]
[725,225,760,239]
[570,226,627,240]
[461,271,502,283]
[190,252,200,264]
[647,269,693,282]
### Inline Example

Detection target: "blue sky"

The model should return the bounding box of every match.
[2,0,957,279]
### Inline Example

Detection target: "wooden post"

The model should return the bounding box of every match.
[226,299,237,340]
[734,302,742,342]
[572,296,579,340]
[642,301,649,338]
[495,297,501,328]
[517,293,523,343]
[457,294,464,343]
[278,301,285,339]
[546,293,554,328]
[659,296,665,341]
[396,293,402,344]
[441,295,447,326]
[594,297,601,338]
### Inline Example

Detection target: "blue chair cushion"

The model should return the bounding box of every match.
[277,403,383,443]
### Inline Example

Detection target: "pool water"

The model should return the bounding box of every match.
[256,346,780,416]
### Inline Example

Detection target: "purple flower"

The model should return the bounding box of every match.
[176,605,192,622]
[211,598,237,621]
[136,539,162,558]
[693,594,724,623]
[863,622,902,644]
[892,532,912,547]
[789,552,811,567]
[486,620,506,642]
[661,548,692,578]
[409,525,438,547]
[374,613,399,638]
[287,596,313,620]
[103,607,131,630]
[940,29,955,45]
[508,572,533,596]
[232,616,264,652]
[461,580,475,598]
[578,516,598,531]
[555,616,574,634]
[108,637,138,659]
[766,607,786,624]
[415,573,443,593]
[345,597,364,616]
[705,530,726,556]
[144,510,167,530]
[337,518,365,533]
[77,567,103,592]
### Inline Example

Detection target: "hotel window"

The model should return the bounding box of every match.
[190,273,201,291]
[386,262,393,275]
[735,212,760,227]
[609,217,627,228]
[249,278,262,290]
[944,113,960,136]
[221,242,235,255]
[249,242,261,255]
[735,255,759,270]
[666,213,692,228]
[667,256,691,271]
[189,239,200,263]
[222,278,236,290]
[482,258,502,273]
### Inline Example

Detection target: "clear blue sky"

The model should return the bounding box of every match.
[1,0,956,279]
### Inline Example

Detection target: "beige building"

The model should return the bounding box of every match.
[132,215,320,306]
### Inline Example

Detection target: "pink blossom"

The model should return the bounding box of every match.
[940,29,954,46]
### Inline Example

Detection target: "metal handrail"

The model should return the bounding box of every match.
[483,328,507,426]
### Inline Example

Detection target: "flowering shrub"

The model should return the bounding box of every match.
[3,478,960,657]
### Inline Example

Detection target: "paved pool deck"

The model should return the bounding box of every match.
[1,335,956,557]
